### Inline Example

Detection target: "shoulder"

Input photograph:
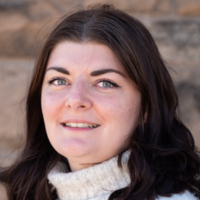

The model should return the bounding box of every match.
[156,190,199,200]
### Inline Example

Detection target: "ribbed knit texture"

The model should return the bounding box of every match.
[48,151,198,200]
[48,151,130,200]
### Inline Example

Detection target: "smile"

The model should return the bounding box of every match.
[62,122,99,128]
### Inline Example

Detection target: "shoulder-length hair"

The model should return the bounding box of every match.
[1,4,200,200]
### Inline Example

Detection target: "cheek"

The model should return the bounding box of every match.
[92,93,131,126]
[100,95,134,116]
[41,90,66,120]
[93,94,120,115]
[96,93,141,131]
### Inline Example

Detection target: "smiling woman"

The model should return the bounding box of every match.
[0,4,200,200]
[41,42,141,172]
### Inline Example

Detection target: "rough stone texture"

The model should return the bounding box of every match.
[172,66,200,147]
[0,60,35,199]
[147,19,200,67]
[0,0,200,59]
[1,60,33,158]
[177,0,200,16]
[83,0,171,14]
[0,0,80,58]
[0,60,34,165]
[0,12,28,33]
[154,0,171,13]
[83,0,117,9]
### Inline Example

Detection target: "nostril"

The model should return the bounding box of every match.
[65,95,92,110]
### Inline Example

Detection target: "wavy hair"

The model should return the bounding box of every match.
[1,4,200,200]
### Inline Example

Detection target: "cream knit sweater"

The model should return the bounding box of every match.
[48,151,198,200]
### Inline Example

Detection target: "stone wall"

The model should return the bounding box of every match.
[0,0,200,198]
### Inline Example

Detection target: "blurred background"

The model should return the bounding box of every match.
[0,0,200,198]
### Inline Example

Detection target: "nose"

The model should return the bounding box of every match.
[65,80,92,111]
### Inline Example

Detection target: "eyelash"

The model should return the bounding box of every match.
[48,77,68,85]
[48,77,120,88]
[95,79,120,88]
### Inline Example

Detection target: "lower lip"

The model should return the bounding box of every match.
[62,124,99,131]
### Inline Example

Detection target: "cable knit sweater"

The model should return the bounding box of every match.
[48,151,198,200]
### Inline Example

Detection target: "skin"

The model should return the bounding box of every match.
[41,41,141,172]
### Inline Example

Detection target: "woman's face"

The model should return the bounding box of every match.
[41,41,141,171]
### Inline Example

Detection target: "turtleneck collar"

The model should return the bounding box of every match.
[48,151,131,200]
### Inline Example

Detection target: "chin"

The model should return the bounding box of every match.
[56,139,95,158]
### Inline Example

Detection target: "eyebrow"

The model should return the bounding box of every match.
[46,67,70,75]
[90,69,126,77]
[46,67,126,78]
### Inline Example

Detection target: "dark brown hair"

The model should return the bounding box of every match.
[1,4,200,200]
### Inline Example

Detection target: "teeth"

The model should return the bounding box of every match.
[77,123,83,128]
[65,122,98,128]
[71,123,76,127]
[83,123,88,128]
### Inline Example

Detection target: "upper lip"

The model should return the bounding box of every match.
[61,119,100,125]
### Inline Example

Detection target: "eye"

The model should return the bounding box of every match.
[48,78,68,86]
[96,79,119,88]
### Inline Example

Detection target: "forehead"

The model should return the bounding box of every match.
[46,41,125,73]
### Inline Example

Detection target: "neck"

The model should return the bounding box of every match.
[69,162,97,172]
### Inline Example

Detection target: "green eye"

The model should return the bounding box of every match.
[56,79,66,85]
[102,81,112,88]
[97,80,119,88]
[49,78,67,85]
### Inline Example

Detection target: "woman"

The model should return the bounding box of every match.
[0,4,200,200]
